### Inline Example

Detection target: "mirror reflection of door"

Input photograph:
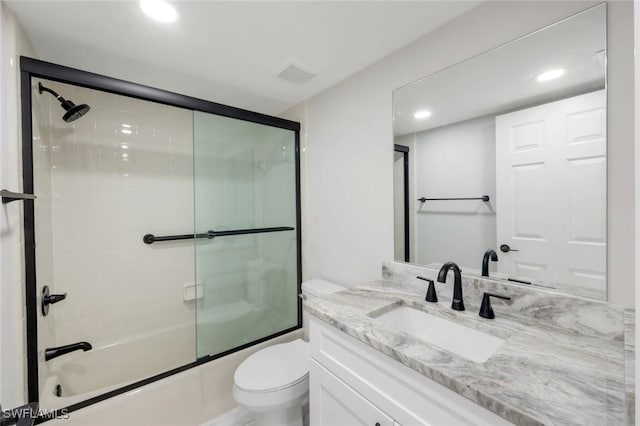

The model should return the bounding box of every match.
[394,145,410,262]
[391,4,607,299]
[495,90,606,296]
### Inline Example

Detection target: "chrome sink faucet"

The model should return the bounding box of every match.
[437,262,465,311]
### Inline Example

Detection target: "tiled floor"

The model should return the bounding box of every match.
[203,400,309,426]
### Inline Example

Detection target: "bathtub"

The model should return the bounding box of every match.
[41,300,261,410]
[41,321,196,410]
[45,329,303,425]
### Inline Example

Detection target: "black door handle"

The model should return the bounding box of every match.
[500,244,519,253]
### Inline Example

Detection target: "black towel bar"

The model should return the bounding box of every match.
[418,195,490,203]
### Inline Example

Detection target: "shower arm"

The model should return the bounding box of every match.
[37,83,90,123]
[38,82,64,101]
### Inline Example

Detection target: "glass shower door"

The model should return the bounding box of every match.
[193,112,299,358]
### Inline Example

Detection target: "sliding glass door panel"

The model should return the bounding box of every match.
[193,112,299,358]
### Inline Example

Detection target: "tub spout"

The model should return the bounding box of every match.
[45,342,92,361]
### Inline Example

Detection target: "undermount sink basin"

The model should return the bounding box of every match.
[373,306,505,363]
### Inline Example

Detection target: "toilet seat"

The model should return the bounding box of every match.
[234,339,309,393]
[233,339,309,410]
[233,376,308,411]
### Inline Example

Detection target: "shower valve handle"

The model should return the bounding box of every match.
[46,293,67,304]
[41,285,67,316]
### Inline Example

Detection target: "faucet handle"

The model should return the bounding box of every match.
[41,285,68,316]
[479,292,511,319]
[417,276,438,303]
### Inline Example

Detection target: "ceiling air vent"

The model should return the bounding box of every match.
[276,62,316,85]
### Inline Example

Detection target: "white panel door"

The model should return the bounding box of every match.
[309,360,395,426]
[495,90,606,296]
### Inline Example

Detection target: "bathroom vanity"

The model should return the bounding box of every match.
[308,317,512,425]
[304,262,632,426]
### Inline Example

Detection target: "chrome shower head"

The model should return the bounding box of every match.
[38,82,91,123]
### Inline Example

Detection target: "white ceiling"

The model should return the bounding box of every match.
[7,0,480,116]
[393,4,606,136]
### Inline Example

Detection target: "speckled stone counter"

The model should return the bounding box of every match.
[625,309,635,425]
[304,263,630,426]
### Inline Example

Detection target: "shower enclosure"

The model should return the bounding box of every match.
[20,58,301,413]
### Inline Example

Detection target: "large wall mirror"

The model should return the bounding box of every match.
[392,4,607,299]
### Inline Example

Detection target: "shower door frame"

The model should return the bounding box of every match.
[20,56,302,415]
[394,144,410,262]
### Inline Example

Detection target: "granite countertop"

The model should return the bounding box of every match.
[625,309,635,425]
[304,278,628,426]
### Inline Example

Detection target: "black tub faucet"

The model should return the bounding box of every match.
[45,342,92,361]
[481,249,499,277]
[437,262,465,311]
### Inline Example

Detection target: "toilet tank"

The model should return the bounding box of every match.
[300,279,345,340]
[301,279,345,300]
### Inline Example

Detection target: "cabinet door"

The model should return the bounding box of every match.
[310,360,395,426]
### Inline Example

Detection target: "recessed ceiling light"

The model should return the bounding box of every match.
[414,110,432,119]
[536,69,565,82]
[121,129,133,135]
[140,0,178,23]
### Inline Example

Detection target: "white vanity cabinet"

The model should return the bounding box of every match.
[310,360,396,426]
[308,316,514,426]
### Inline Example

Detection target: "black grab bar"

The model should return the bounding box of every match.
[143,226,294,244]
[418,195,490,203]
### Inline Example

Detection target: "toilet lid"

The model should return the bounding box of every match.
[234,339,309,392]
[302,279,345,298]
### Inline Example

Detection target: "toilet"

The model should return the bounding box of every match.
[232,279,345,426]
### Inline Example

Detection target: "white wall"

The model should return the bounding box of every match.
[283,1,636,305]
[606,1,636,304]
[412,115,496,271]
[0,2,36,407]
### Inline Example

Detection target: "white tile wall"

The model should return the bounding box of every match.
[32,80,57,395]
[33,80,196,352]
